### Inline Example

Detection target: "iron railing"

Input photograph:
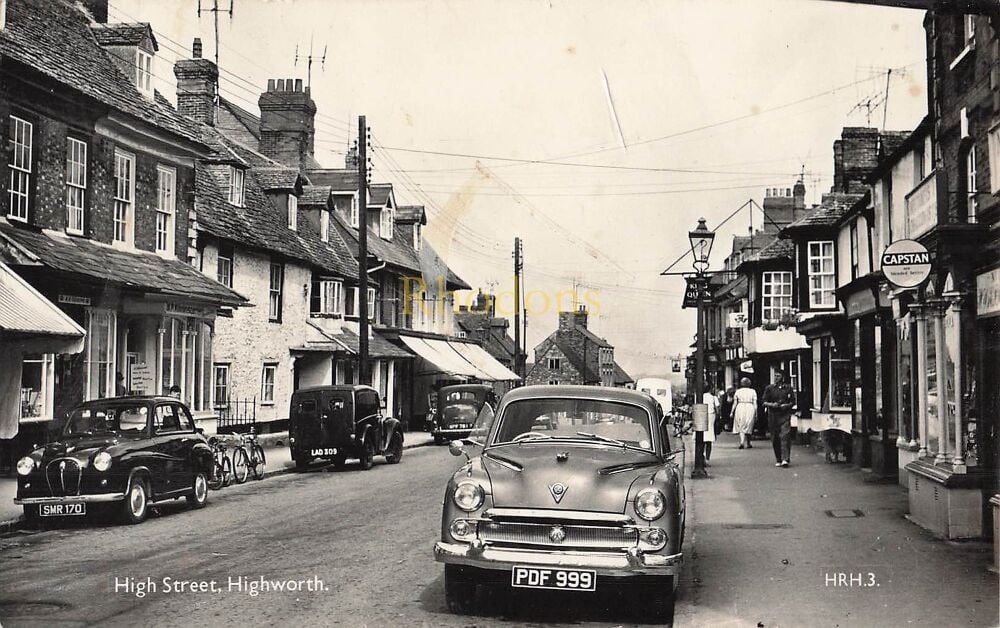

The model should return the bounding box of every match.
[215,397,257,434]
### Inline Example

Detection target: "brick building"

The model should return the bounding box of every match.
[0,0,246,461]
[526,306,632,388]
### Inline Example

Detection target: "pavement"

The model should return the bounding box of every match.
[0,429,436,534]
[671,432,999,627]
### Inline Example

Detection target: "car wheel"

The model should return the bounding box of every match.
[359,438,376,470]
[385,431,403,464]
[444,565,477,615]
[121,477,149,525]
[638,577,675,624]
[232,447,250,484]
[186,471,209,509]
[433,433,446,445]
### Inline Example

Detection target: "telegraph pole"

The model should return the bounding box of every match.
[358,115,370,385]
[513,238,523,379]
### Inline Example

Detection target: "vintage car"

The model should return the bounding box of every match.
[288,385,404,470]
[14,396,213,525]
[431,384,498,445]
[434,385,686,620]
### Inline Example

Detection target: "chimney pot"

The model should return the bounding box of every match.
[192,38,202,58]
[294,78,303,92]
[276,79,285,91]
[286,78,294,91]
[267,78,276,91]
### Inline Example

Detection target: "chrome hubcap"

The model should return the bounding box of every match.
[194,475,207,501]
[130,483,145,516]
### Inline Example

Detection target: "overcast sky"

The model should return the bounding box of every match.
[112,0,929,378]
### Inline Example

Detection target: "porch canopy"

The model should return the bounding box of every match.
[449,341,520,381]
[0,261,85,439]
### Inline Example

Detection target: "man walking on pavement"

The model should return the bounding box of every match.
[763,370,796,467]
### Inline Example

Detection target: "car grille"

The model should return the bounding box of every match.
[45,458,82,496]
[479,521,637,550]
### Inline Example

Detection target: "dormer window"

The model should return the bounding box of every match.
[350,195,359,228]
[413,224,422,252]
[135,49,153,95]
[287,194,297,230]
[321,209,330,242]
[228,166,245,207]
[380,206,394,240]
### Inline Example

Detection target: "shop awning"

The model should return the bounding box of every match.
[399,336,480,378]
[449,341,520,381]
[0,261,84,354]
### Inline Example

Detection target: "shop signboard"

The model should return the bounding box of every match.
[976,267,1000,318]
[129,363,155,396]
[881,240,931,289]
[681,277,700,309]
[691,403,709,431]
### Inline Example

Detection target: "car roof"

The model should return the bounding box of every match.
[501,384,659,410]
[292,384,377,395]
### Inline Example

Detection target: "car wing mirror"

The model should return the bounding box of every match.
[449,440,471,462]
[196,427,205,435]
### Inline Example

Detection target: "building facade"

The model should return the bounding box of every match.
[526,307,632,388]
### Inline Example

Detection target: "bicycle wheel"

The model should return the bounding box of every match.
[232,446,250,484]
[251,443,266,480]
[208,456,224,490]
[221,455,234,488]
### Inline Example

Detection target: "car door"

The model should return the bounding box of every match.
[172,404,200,487]
[151,403,188,494]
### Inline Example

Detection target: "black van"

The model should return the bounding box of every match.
[288,385,404,470]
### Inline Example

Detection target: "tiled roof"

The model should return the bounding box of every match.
[879,131,911,159]
[89,22,157,50]
[255,166,305,191]
[369,183,393,207]
[574,325,611,348]
[784,193,865,231]
[396,205,426,224]
[750,237,795,262]
[612,362,633,385]
[308,169,359,192]
[0,222,246,306]
[299,185,331,206]
[554,337,600,383]
[218,97,262,142]
[194,130,357,279]
[0,0,203,145]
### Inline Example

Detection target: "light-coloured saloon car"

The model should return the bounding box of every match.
[434,385,685,620]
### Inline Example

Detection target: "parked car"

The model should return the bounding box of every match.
[288,385,404,470]
[434,385,686,621]
[431,384,497,445]
[14,396,213,525]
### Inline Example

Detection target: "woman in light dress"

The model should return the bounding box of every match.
[702,387,720,464]
[731,377,758,449]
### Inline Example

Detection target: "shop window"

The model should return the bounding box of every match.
[85,309,116,400]
[21,354,54,422]
[160,317,187,397]
[7,115,32,222]
[261,363,277,404]
[65,137,87,234]
[807,241,835,308]
[193,322,213,412]
[830,337,852,410]
[812,341,823,409]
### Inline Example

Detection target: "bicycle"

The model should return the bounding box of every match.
[207,438,234,490]
[231,428,266,483]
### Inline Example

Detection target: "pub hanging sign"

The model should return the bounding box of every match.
[881,239,931,289]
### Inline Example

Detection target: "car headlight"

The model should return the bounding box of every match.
[16,457,35,476]
[453,481,485,512]
[93,451,112,472]
[634,488,666,521]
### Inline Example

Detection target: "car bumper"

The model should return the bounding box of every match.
[434,541,683,577]
[15,493,126,505]
[432,428,473,436]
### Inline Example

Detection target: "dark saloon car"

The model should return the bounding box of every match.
[431,384,498,445]
[288,385,404,470]
[434,385,686,621]
[15,397,213,525]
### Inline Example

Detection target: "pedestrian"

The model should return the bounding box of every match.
[763,370,796,467]
[115,372,127,397]
[168,384,181,399]
[721,386,736,432]
[702,386,720,464]
[731,377,758,449]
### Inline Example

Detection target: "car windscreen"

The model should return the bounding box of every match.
[63,404,149,436]
[491,398,654,450]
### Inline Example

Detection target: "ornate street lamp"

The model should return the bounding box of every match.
[689,217,715,479]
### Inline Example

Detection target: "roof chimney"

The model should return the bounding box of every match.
[80,0,108,23]
[258,77,317,170]
[173,38,218,126]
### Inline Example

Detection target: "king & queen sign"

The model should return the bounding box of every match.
[682,276,706,309]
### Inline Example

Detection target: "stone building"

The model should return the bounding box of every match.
[526,306,632,388]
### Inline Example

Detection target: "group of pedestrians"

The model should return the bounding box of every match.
[698,370,798,468]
